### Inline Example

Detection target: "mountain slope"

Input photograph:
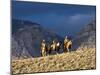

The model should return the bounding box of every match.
[12,20,96,74]
[12,47,96,74]
[73,20,96,49]
[12,19,63,59]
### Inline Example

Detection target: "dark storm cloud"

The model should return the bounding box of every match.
[12,1,96,37]
[12,1,95,17]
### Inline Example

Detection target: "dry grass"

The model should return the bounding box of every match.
[12,47,96,74]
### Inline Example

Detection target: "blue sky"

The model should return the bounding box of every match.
[12,1,96,37]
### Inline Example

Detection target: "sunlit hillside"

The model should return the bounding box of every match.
[12,46,96,74]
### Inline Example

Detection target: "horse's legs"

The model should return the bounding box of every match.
[41,52,42,56]
[67,44,72,52]
[49,49,51,55]
[56,46,60,54]
[56,47,58,54]
[67,48,69,52]
[44,51,46,56]
[42,51,44,56]
[63,46,67,53]
[43,51,44,56]
[42,50,46,57]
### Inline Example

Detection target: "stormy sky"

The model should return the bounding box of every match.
[12,1,96,37]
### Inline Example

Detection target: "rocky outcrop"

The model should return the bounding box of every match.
[73,20,96,49]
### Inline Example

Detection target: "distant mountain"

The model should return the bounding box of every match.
[12,19,41,33]
[73,20,96,49]
[11,19,63,59]
[11,19,96,59]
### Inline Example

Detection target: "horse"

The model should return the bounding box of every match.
[41,42,48,56]
[48,41,61,54]
[55,42,61,53]
[64,40,72,52]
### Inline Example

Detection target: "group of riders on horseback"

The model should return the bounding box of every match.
[41,36,72,56]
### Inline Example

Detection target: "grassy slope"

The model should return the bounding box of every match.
[12,47,96,74]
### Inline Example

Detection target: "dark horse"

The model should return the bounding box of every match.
[47,42,61,54]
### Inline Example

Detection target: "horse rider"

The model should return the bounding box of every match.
[41,39,47,56]
[66,39,72,52]
[64,35,69,52]
[56,41,61,53]
[50,40,56,52]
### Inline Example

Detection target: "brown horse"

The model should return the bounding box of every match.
[41,40,48,56]
[64,40,72,52]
